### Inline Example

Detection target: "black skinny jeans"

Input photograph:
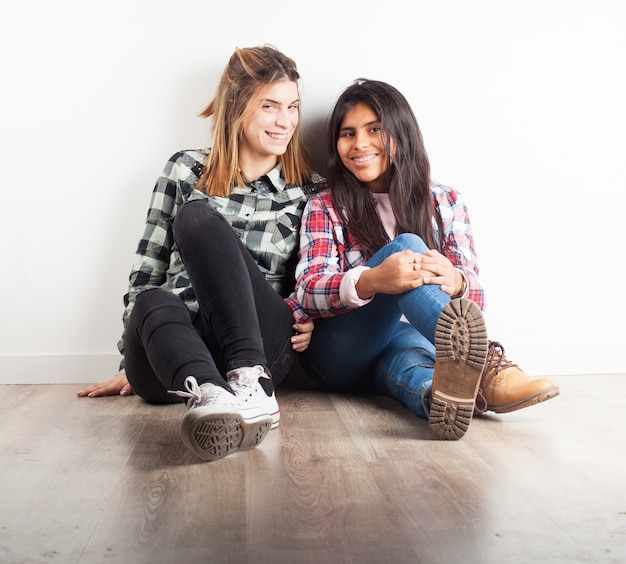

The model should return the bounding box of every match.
[125,200,295,403]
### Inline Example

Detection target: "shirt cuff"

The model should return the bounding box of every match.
[339,266,374,308]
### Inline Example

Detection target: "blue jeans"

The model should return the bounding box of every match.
[300,233,451,419]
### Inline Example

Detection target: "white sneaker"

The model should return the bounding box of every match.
[227,365,280,429]
[170,376,273,461]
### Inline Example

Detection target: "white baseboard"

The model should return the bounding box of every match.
[0,354,121,385]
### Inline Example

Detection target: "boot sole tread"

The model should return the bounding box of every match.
[429,298,488,440]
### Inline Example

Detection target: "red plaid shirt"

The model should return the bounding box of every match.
[295,184,485,318]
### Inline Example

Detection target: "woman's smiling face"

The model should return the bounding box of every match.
[336,102,392,193]
[239,80,300,165]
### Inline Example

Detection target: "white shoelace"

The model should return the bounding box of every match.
[168,376,229,409]
[228,366,264,398]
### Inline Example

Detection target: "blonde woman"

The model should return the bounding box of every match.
[79,45,324,461]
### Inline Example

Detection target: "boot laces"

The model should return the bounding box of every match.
[475,341,518,413]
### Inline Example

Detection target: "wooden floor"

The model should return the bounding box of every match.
[0,373,625,564]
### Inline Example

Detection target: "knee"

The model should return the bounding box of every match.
[132,288,183,325]
[135,287,176,311]
[173,200,224,247]
[393,233,428,253]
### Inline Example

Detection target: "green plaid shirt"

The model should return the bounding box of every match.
[118,148,325,370]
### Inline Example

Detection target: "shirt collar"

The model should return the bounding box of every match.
[262,162,286,192]
[242,162,285,192]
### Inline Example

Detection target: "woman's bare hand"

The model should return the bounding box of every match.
[291,320,314,352]
[356,250,427,298]
[420,249,464,296]
[77,374,134,398]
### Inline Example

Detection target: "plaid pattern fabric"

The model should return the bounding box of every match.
[118,149,325,368]
[295,184,486,318]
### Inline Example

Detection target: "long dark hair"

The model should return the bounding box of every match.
[326,79,444,258]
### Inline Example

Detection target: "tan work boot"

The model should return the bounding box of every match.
[474,341,560,414]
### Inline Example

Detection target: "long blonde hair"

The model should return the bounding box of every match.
[196,45,311,196]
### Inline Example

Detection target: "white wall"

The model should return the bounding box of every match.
[1,0,624,384]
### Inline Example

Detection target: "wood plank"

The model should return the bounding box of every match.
[0,376,624,563]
